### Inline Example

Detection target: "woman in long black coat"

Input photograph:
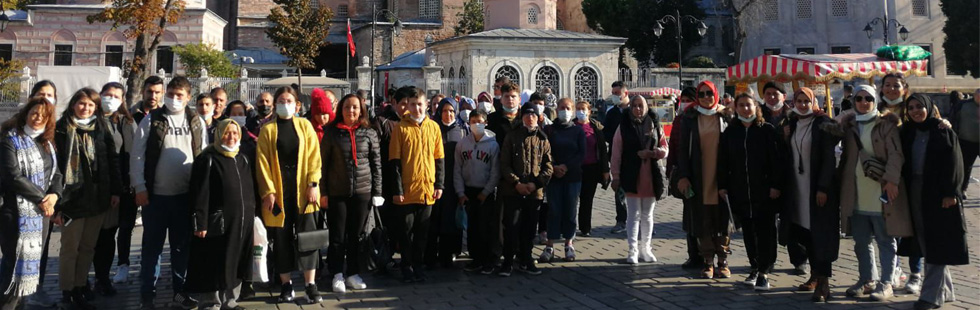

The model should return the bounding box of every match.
[186,119,256,310]
[900,94,968,310]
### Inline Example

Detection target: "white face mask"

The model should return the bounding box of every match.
[220,140,241,152]
[696,105,718,116]
[470,123,486,136]
[164,96,184,113]
[479,101,493,113]
[767,101,784,111]
[23,125,44,138]
[203,110,214,120]
[101,96,122,113]
[737,114,757,123]
[411,114,426,124]
[73,115,96,126]
[275,103,295,118]
[678,101,693,112]
[535,104,545,115]
[882,96,903,106]
[608,96,621,106]
[44,96,55,105]
[575,111,588,122]
[459,109,472,122]
[230,116,247,127]
[556,110,573,123]
[501,104,518,113]
[794,107,813,116]
[442,119,455,126]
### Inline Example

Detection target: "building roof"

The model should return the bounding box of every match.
[230,48,288,65]
[428,28,626,47]
[376,49,426,71]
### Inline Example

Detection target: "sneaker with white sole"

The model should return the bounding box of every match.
[112,264,130,283]
[906,273,923,295]
[625,247,638,264]
[564,246,576,262]
[870,282,894,301]
[744,270,759,286]
[754,274,771,291]
[539,247,555,263]
[846,280,876,297]
[345,275,367,290]
[331,273,346,293]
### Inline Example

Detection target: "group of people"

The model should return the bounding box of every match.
[0,71,973,310]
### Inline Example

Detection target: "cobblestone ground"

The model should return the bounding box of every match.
[25,171,980,310]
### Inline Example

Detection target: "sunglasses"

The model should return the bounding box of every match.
[854,95,875,103]
[698,91,715,98]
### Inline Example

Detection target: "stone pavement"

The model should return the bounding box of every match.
[26,172,980,310]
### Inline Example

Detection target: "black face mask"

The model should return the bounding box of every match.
[257,105,273,116]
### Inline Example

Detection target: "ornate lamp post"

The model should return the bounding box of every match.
[652,9,707,90]
[863,0,909,45]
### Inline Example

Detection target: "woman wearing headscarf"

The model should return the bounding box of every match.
[674,80,733,279]
[53,88,121,310]
[309,88,335,142]
[0,98,62,310]
[185,119,256,310]
[668,87,704,270]
[426,97,467,268]
[784,87,840,302]
[476,92,494,114]
[457,96,476,134]
[900,93,968,310]
[833,85,910,301]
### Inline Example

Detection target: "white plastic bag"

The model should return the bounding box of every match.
[252,216,269,283]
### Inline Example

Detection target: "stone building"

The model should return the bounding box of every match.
[0,0,226,75]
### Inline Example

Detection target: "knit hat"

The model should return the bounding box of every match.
[310,88,334,121]
[520,104,539,117]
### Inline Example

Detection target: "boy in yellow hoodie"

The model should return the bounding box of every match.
[388,86,445,283]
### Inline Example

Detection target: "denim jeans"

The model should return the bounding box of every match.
[140,194,192,297]
[851,213,898,284]
[546,181,582,240]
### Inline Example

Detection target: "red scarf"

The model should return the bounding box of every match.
[337,123,360,166]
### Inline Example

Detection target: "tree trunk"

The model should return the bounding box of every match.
[125,33,149,109]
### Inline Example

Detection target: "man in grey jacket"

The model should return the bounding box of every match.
[454,110,501,274]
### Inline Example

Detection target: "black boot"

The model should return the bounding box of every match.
[238,282,255,301]
[277,282,294,303]
[304,283,322,304]
[71,287,96,310]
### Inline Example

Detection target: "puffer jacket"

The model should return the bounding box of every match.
[718,120,783,217]
[320,122,382,197]
[499,126,553,199]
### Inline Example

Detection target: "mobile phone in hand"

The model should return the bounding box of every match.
[62,213,73,227]
[879,192,889,204]
[685,187,695,199]
[272,204,282,216]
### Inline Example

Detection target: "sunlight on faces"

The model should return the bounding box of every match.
[403,95,427,120]
[102,88,124,114]
[36,85,56,102]
[907,99,928,123]
[213,92,228,116]
[197,97,215,117]
[522,112,539,128]
[276,93,296,119]
[144,84,164,108]
[441,103,456,124]
[630,96,648,118]
[167,87,190,105]
[763,88,784,106]
[558,99,574,113]
[854,90,875,114]
[882,76,906,101]
[500,90,520,112]
[576,102,591,119]
[468,113,486,125]
[697,84,715,108]
[28,104,47,130]
[221,123,241,147]
[257,93,273,110]
[342,97,361,125]
[73,97,97,119]
[794,93,813,114]
[735,96,756,119]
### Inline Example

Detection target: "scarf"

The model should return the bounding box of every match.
[337,122,360,166]
[905,93,940,131]
[64,118,98,186]
[695,80,720,109]
[793,87,818,118]
[854,85,879,122]
[4,130,55,297]
[210,119,240,158]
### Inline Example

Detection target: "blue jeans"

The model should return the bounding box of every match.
[140,194,192,297]
[851,214,898,284]
[546,181,582,240]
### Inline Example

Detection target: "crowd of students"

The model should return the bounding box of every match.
[0,73,974,310]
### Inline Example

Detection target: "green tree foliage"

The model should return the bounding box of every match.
[686,56,716,68]
[0,59,24,101]
[454,0,485,36]
[1,0,33,10]
[266,0,332,88]
[172,42,236,78]
[940,0,979,77]
[582,0,705,67]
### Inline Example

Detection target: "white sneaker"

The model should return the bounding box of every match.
[625,247,638,264]
[113,264,130,283]
[639,248,657,263]
[345,275,367,290]
[331,273,346,293]
[135,216,143,227]
[906,273,923,295]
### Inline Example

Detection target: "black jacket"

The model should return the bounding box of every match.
[320,123,382,197]
[0,131,64,212]
[372,107,400,198]
[54,117,122,219]
[718,120,783,217]
[487,110,522,148]
[602,106,627,153]
[784,114,841,263]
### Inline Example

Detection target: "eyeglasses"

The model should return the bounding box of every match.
[854,95,875,103]
[698,91,714,98]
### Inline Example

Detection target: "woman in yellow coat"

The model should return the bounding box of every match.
[256,86,323,304]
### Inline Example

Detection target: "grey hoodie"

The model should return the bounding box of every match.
[454,129,500,197]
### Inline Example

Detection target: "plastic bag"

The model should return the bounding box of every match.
[252,216,269,283]
[455,205,468,230]
[875,45,931,61]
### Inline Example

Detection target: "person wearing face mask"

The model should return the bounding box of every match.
[601,81,630,235]
[667,87,705,270]
[371,89,409,274]
[528,93,552,127]
[674,80,735,280]
[0,98,63,310]
[491,76,510,112]
[29,80,58,108]
[900,93,968,310]
[783,87,840,302]
[130,77,208,309]
[256,86,323,304]
[760,82,792,126]
[424,97,467,269]
[477,92,495,114]
[308,88,335,142]
[829,85,909,302]
[538,98,585,263]
[487,82,523,148]
[457,96,475,135]
[454,110,500,274]
[196,94,218,143]
[574,101,609,238]
[53,88,122,310]
[184,119,255,310]
[90,82,137,298]
[717,94,783,291]
[225,101,256,161]
[249,92,275,136]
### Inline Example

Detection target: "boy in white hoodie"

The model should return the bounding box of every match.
[454,110,500,274]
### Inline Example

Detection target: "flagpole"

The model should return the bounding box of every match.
[346,18,351,89]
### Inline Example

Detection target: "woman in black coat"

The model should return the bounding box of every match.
[783,87,840,302]
[319,94,382,293]
[900,94,968,310]
[718,94,783,291]
[426,98,467,268]
[186,119,256,310]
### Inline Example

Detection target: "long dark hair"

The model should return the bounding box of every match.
[64,88,106,127]
[1,96,57,144]
[332,93,372,128]
[30,80,57,99]
[733,93,765,126]
[101,82,134,125]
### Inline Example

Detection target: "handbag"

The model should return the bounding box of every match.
[359,205,390,272]
[852,131,886,181]
[294,202,330,252]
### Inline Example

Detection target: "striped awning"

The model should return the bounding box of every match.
[632,87,682,98]
[726,53,929,84]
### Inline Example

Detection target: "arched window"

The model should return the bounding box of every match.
[557,18,564,30]
[527,6,538,24]
[535,66,560,97]
[448,67,456,93]
[574,66,599,103]
[495,65,520,88]
[458,66,467,96]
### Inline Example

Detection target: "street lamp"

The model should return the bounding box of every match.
[652,9,707,90]
[231,52,255,77]
[864,1,909,45]
[370,3,403,110]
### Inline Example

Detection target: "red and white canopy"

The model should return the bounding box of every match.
[726,53,929,84]
[632,87,682,98]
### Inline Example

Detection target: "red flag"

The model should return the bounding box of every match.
[346,19,356,57]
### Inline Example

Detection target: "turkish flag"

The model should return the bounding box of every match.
[347,19,356,57]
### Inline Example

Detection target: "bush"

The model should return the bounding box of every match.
[686,56,716,68]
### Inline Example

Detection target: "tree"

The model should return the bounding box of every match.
[724,0,764,63]
[940,0,979,77]
[266,0,332,90]
[0,59,24,101]
[454,0,485,36]
[1,0,34,10]
[686,55,716,68]
[172,42,236,78]
[582,0,705,67]
[88,0,186,107]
